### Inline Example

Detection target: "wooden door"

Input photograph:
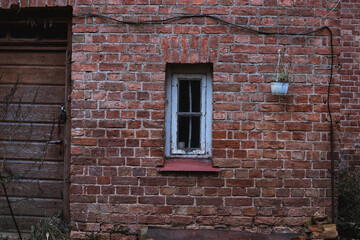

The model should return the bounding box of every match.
[0,9,70,233]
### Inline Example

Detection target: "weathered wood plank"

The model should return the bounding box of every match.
[0,142,64,161]
[0,51,66,66]
[0,104,62,123]
[0,123,63,141]
[0,66,65,84]
[0,216,38,232]
[0,180,63,198]
[0,160,64,180]
[0,85,65,104]
[0,215,61,231]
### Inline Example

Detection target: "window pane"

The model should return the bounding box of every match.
[191,81,201,113]
[179,80,190,112]
[178,80,201,113]
[190,116,200,148]
[178,115,189,149]
[178,115,200,149]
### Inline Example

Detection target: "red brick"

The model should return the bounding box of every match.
[112,177,138,185]
[138,216,166,224]
[225,217,253,226]
[258,104,285,112]
[196,216,224,225]
[285,123,312,131]
[284,179,311,188]
[139,196,165,205]
[257,122,284,130]
[254,217,282,226]
[257,141,285,149]
[168,178,196,186]
[225,198,252,206]
[213,140,240,148]
[200,37,209,62]
[196,197,223,206]
[109,196,136,204]
[285,161,311,169]
[257,160,283,168]
[166,216,193,225]
[256,179,283,188]
[233,188,246,196]
[166,197,194,205]
[255,198,282,207]
[283,198,310,207]
[226,179,254,187]
[72,138,97,146]
[198,178,225,187]
[140,178,167,186]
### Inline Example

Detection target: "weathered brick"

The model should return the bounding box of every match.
[15,0,346,235]
[283,198,310,207]
[198,178,225,187]
[166,197,194,205]
[224,198,252,206]
[139,196,165,205]
[226,179,254,187]
[255,198,282,207]
[225,216,253,226]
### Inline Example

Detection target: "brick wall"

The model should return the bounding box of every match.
[340,0,360,167]
[0,0,348,238]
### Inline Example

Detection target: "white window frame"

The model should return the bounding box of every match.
[165,70,212,158]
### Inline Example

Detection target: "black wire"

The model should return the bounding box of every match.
[74,12,336,222]
[322,26,335,224]
[74,13,329,36]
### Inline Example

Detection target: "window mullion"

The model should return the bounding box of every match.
[188,82,192,149]
[201,75,206,151]
[171,75,179,154]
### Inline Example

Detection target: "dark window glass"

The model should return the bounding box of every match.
[191,81,201,112]
[177,116,200,149]
[179,80,190,112]
[190,116,200,148]
[177,79,202,150]
[178,80,201,113]
[178,115,189,148]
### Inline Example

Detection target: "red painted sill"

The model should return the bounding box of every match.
[157,158,219,172]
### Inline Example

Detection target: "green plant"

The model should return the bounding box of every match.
[273,69,290,83]
[30,213,71,240]
[337,167,360,239]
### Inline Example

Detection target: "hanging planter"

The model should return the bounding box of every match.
[271,81,289,95]
[271,49,291,96]
[271,70,290,95]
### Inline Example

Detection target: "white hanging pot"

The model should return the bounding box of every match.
[271,82,289,95]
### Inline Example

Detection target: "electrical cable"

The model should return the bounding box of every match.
[324,26,336,224]
[74,12,336,223]
[74,13,330,36]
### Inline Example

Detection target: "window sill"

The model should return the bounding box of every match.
[157,158,219,172]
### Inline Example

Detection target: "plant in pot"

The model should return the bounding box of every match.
[271,69,290,95]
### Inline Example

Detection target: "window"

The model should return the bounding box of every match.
[165,65,212,158]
